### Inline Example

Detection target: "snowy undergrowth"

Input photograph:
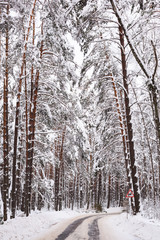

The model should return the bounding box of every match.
[141,200,160,220]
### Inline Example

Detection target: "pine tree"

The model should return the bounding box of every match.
[3,2,9,222]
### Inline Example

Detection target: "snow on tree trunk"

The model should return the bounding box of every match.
[11,0,37,219]
[118,24,140,213]
[3,3,9,221]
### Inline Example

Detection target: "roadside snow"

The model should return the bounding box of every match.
[99,209,160,240]
[0,208,160,240]
[0,209,85,240]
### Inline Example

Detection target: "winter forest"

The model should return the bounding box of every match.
[0,0,160,223]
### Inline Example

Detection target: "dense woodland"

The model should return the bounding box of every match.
[0,0,160,222]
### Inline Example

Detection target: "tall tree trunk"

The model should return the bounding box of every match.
[97,170,102,207]
[111,76,134,209]
[100,29,132,207]
[75,171,79,208]
[54,127,66,211]
[3,3,9,221]
[130,82,156,203]
[111,77,131,186]
[80,174,83,208]
[25,19,43,216]
[54,165,60,211]
[54,136,60,211]
[87,132,93,209]
[109,0,160,198]
[58,126,66,210]
[107,174,111,209]
[25,11,35,217]
[16,160,21,210]
[149,42,160,195]
[119,25,140,213]
[24,56,29,215]
[11,0,37,219]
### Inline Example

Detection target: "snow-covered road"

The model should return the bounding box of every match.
[1,208,160,240]
[32,213,115,240]
[32,211,141,240]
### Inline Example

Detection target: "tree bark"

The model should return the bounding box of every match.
[25,19,43,216]
[11,0,37,219]
[109,0,160,197]
[111,76,131,188]
[119,25,140,213]
[3,3,9,221]
[25,12,35,217]
[58,126,66,210]
[107,174,111,209]
[130,82,156,203]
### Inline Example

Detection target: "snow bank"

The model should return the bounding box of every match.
[0,209,84,240]
[100,208,160,240]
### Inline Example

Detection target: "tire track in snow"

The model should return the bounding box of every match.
[88,217,102,240]
[55,215,96,240]
[55,214,107,240]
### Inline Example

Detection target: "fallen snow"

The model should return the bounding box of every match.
[0,209,84,240]
[99,210,160,240]
[0,208,160,240]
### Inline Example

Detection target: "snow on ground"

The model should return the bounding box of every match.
[0,209,85,240]
[0,208,160,240]
[99,209,160,240]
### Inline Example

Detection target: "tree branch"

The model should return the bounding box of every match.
[109,0,150,79]
[151,40,158,82]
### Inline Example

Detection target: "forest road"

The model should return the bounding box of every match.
[33,212,123,240]
[54,212,123,240]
